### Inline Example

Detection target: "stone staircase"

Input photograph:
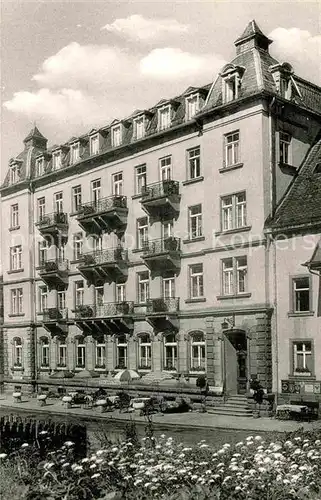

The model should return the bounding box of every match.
[208,395,253,417]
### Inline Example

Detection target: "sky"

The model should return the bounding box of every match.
[1,0,320,180]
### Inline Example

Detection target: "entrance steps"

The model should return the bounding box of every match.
[208,395,253,417]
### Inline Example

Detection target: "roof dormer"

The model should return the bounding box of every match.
[88,128,103,155]
[8,159,23,185]
[51,145,68,170]
[270,62,295,100]
[220,64,245,104]
[183,87,208,121]
[69,137,81,165]
[110,119,129,148]
[156,98,179,131]
[131,110,153,140]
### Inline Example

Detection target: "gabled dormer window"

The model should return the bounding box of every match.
[52,151,62,170]
[221,64,244,104]
[70,143,80,164]
[134,116,145,140]
[158,106,171,131]
[186,94,199,120]
[112,125,122,147]
[90,135,99,155]
[270,63,294,100]
[9,163,20,184]
[36,157,45,177]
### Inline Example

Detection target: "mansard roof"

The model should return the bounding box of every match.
[267,133,321,233]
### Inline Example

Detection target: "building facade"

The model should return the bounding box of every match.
[1,21,321,398]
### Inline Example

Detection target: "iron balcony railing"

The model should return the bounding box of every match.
[36,212,68,227]
[43,308,68,321]
[146,297,180,314]
[142,237,181,255]
[75,301,134,319]
[141,180,179,201]
[76,195,127,216]
[79,248,128,266]
[38,259,69,273]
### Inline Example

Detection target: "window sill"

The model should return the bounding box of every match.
[182,176,204,186]
[75,366,86,371]
[57,365,67,369]
[132,248,144,254]
[185,297,206,304]
[219,163,244,173]
[183,236,205,244]
[217,293,251,300]
[288,311,315,317]
[138,368,151,372]
[8,313,25,318]
[132,193,143,200]
[134,302,148,307]
[94,367,107,371]
[11,366,24,371]
[70,259,83,265]
[39,367,50,371]
[7,269,24,275]
[288,374,315,380]
[9,226,21,232]
[215,226,252,236]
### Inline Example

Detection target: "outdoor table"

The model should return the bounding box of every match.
[62,395,73,409]
[12,392,22,403]
[95,398,108,412]
[37,394,47,407]
[131,398,151,410]
[276,404,308,420]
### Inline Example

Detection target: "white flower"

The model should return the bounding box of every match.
[44,462,54,469]
[246,436,254,441]
[254,435,263,441]
[91,473,101,479]
[235,486,242,492]
[61,462,70,468]
[90,464,97,469]
[111,447,118,452]
[64,441,74,447]
[235,441,244,447]
[0,453,7,459]
[96,450,105,456]
[21,443,29,448]
[81,458,89,463]
[200,443,209,449]
[39,430,48,435]
[191,474,198,480]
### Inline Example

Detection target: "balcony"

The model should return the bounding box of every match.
[146,297,179,332]
[74,301,134,335]
[42,308,68,336]
[75,195,128,235]
[140,180,180,220]
[38,259,69,288]
[141,237,181,275]
[78,248,128,285]
[36,212,68,243]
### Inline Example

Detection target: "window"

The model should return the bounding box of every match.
[40,338,50,367]
[164,334,177,370]
[57,341,67,367]
[223,74,239,103]
[57,288,66,310]
[225,131,240,167]
[190,264,204,299]
[139,334,151,369]
[11,288,23,315]
[292,277,311,313]
[186,94,199,120]
[10,204,19,228]
[38,240,47,266]
[36,157,45,176]
[37,197,46,221]
[222,256,248,296]
[116,283,126,303]
[73,233,83,260]
[13,338,22,366]
[158,106,171,130]
[163,276,175,298]
[93,236,102,252]
[134,116,145,140]
[135,164,147,194]
[116,335,127,369]
[189,204,202,239]
[159,156,172,180]
[76,337,86,368]
[137,271,149,303]
[95,284,104,312]
[52,151,62,170]
[10,245,22,271]
[162,220,173,240]
[112,172,123,195]
[91,179,101,205]
[75,281,84,307]
[279,132,291,165]
[221,192,247,231]
[190,332,206,371]
[293,341,312,375]
[39,286,48,313]
[280,77,291,99]
[54,192,63,213]
[57,244,65,261]
[137,217,148,249]
[96,341,106,368]
[90,135,99,155]
[112,125,122,147]
[72,185,82,212]
[188,147,201,179]
[9,163,19,184]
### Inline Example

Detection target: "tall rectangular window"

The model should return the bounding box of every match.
[225,131,240,167]
[116,283,126,303]
[164,334,178,370]
[76,337,86,368]
[9,164,19,184]
[293,341,312,375]
[72,185,82,212]
[189,204,202,239]
[189,264,204,299]
[91,179,101,205]
[139,334,151,369]
[54,192,63,213]
[38,240,47,266]
[73,233,83,260]
[222,256,248,296]
[112,125,122,147]
[37,197,46,221]
[163,276,175,298]
[75,281,84,307]
[186,94,199,120]
[13,338,22,366]
[292,277,311,313]
[36,157,45,176]
[223,75,238,102]
[112,172,123,195]
[57,288,66,310]
[158,106,171,130]
[116,335,127,369]
[221,192,247,231]
[40,338,50,367]
[135,164,147,194]
[159,156,172,180]
[52,151,62,170]
[58,341,67,367]
[134,116,145,139]
[96,343,106,368]
[137,217,148,249]
[10,246,22,271]
[10,204,19,228]
[279,132,291,165]
[39,286,48,313]
[138,271,149,303]
[162,220,173,240]
[90,135,99,155]
[188,147,201,179]
[11,288,23,315]
[70,143,80,164]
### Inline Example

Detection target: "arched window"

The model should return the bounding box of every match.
[76,336,86,368]
[116,335,127,369]
[13,337,22,367]
[138,334,151,369]
[40,337,50,367]
[95,339,106,368]
[164,333,177,371]
[190,331,206,371]
[57,339,67,367]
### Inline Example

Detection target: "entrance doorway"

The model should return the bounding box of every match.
[224,329,248,395]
